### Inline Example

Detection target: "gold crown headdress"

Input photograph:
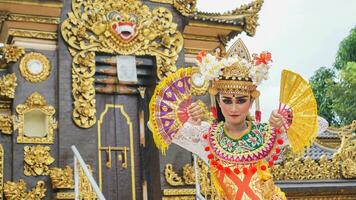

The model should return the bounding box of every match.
[191,40,272,122]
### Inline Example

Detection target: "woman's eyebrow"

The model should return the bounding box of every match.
[235,96,248,99]
[221,96,232,99]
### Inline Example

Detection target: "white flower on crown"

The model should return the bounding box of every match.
[249,63,270,86]
[196,51,272,85]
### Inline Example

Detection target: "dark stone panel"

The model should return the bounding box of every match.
[58,0,99,182]
[0,134,12,183]
[9,49,58,200]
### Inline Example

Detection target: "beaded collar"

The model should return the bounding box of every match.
[208,121,277,164]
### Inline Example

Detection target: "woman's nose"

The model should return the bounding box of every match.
[231,102,237,111]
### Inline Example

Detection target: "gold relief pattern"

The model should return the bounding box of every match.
[272,121,356,180]
[173,0,197,16]
[78,164,98,200]
[271,146,341,180]
[8,29,57,40]
[16,92,57,144]
[55,192,75,200]
[19,52,51,83]
[1,45,25,64]
[24,145,55,176]
[50,166,75,189]
[0,115,13,134]
[182,164,195,185]
[165,164,184,186]
[8,14,60,24]
[61,0,183,128]
[332,120,356,179]
[3,179,46,200]
[0,73,17,99]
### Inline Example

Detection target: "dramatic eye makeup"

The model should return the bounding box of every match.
[221,96,249,105]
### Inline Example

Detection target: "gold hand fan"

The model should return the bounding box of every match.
[279,70,318,153]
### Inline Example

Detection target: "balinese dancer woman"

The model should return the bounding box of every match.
[149,48,318,199]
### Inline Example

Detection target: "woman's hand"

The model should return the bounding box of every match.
[187,102,204,125]
[269,110,286,132]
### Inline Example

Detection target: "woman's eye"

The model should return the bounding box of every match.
[236,99,247,104]
[222,99,232,104]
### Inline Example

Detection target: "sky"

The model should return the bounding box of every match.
[197,0,356,121]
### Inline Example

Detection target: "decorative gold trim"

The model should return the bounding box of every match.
[24,145,55,176]
[0,0,63,8]
[8,14,60,24]
[50,166,75,189]
[0,114,13,134]
[61,0,183,128]
[55,192,75,200]
[9,29,57,40]
[15,92,57,144]
[163,188,196,196]
[3,179,46,199]
[0,144,3,200]
[162,197,195,200]
[97,104,136,199]
[150,0,196,16]
[19,52,51,83]
[0,73,17,99]
[182,164,195,185]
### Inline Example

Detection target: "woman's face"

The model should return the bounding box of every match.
[218,94,252,125]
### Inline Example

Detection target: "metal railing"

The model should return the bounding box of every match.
[71,145,106,200]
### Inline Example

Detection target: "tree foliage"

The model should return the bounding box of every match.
[334,27,356,70]
[309,67,337,125]
[310,27,356,126]
[331,62,356,125]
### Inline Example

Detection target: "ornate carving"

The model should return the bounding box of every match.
[19,52,51,83]
[163,188,196,196]
[50,166,74,189]
[332,120,356,178]
[61,0,183,128]
[173,0,197,16]
[78,164,98,199]
[272,121,356,180]
[182,164,195,185]
[0,114,13,134]
[8,14,60,24]
[0,73,17,99]
[24,145,55,176]
[3,179,46,200]
[15,92,57,144]
[1,45,25,64]
[150,0,197,16]
[165,164,184,186]
[0,144,3,200]
[8,29,57,40]
[55,192,75,200]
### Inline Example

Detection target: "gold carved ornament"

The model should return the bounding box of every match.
[0,115,13,135]
[0,73,17,99]
[3,179,46,200]
[61,0,183,128]
[164,160,219,200]
[271,121,356,180]
[150,0,197,16]
[0,45,25,64]
[50,166,74,189]
[15,92,57,144]
[77,164,98,200]
[24,145,55,176]
[19,52,51,83]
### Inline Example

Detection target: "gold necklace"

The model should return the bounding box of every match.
[223,121,252,140]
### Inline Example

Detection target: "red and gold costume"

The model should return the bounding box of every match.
[149,44,318,199]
